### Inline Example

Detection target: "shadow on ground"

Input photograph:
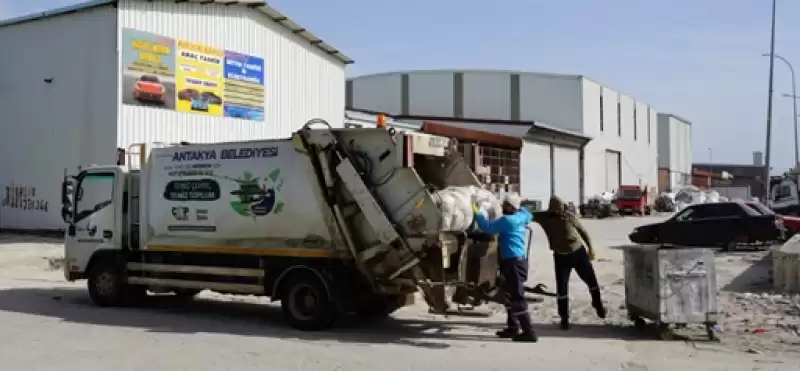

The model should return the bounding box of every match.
[0,232,63,243]
[721,252,773,294]
[0,287,666,348]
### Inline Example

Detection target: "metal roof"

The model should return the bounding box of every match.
[0,0,353,65]
[345,109,423,131]
[344,108,593,141]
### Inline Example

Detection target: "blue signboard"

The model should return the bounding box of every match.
[222,51,265,122]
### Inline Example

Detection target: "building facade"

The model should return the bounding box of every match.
[347,70,660,201]
[656,113,693,191]
[0,0,350,230]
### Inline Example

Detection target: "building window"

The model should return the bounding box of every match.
[647,107,651,144]
[633,106,638,141]
[599,92,604,131]
[617,99,622,137]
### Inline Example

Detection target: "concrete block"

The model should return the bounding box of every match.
[773,234,800,293]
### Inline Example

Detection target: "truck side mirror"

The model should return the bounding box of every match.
[61,178,75,224]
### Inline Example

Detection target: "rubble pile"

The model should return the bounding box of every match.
[723,292,800,338]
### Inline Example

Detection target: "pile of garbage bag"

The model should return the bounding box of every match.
[432,186,503,231]
[653,193,676,212]
[672,185,725,211]
[579,192,618,218]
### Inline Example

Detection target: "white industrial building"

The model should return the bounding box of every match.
[657,113,693,191]
[347,70,660,204]
[0,0,350,231]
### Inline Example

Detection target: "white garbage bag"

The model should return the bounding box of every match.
[674,185,706,211]
[433,186,503,231]
[704,190,721,203]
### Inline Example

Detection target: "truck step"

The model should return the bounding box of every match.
[127,262,264,277]
[126,276,264,295]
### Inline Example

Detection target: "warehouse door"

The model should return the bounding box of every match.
[553,146,581,205]
[519,141,551,204]
[605,150,621,192]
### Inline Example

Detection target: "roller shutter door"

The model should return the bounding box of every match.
[605,150,621,192]
[519,141,551,203]
[553,146,581,205]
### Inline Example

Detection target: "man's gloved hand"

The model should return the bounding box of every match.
[471,202,480,214]
[588,249,597,261]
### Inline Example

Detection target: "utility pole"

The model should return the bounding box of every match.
[764,52,799,168]
[708,148,713,187]
[764,0,777,201]
[782,93,799,168]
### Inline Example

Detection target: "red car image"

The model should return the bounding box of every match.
[133,75,166,104]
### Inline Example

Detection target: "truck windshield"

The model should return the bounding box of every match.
[617,189,641,200]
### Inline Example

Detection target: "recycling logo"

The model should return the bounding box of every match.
[228,169,285,218]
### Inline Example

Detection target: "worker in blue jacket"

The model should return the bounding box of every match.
[473,193,537,343]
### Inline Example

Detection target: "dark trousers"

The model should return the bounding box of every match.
[553,247,602,320]
[500,257,534,334]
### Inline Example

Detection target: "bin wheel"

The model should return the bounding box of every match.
[280,271,336,331]
[658,323,674,340]
[705,323,718,341]
[627,311,647,329]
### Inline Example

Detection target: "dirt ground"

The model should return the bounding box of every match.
[0,216,798,371]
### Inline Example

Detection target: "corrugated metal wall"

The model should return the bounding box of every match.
[347,70,584,130]
[0,5,118,230]
[117,0,346,146]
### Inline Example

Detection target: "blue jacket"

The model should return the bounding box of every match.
[475,209,533,260]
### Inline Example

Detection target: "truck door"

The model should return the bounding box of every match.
[63,167,125,279]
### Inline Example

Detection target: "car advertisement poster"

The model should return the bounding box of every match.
[223,51,265,122]
[175,39,224,117]
[120,28,265,122]
[120,28,176,110]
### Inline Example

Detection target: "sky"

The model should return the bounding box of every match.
[2,0,799,170]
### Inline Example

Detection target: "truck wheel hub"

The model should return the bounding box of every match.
[289,285,320,319]
[96,272,116,295]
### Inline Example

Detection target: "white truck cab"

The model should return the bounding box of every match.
[62,166,127,281]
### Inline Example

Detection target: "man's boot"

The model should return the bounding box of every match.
[590,288,607,319]
[559,317,571,330]
[512,313,538,343]
[497,310,521,338]
[557,296,570,330]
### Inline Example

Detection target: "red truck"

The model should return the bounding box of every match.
[615,185,652,216]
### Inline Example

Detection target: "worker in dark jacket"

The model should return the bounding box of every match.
[532,196,607,330]
[473,193,538,342]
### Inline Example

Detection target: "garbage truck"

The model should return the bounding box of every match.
[60,119,506,330]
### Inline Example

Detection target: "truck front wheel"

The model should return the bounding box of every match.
[87,259,141,307]
[280,271,336,331]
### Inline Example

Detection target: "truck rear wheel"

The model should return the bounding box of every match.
[280,271,336,331]
[87,259,141,307]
